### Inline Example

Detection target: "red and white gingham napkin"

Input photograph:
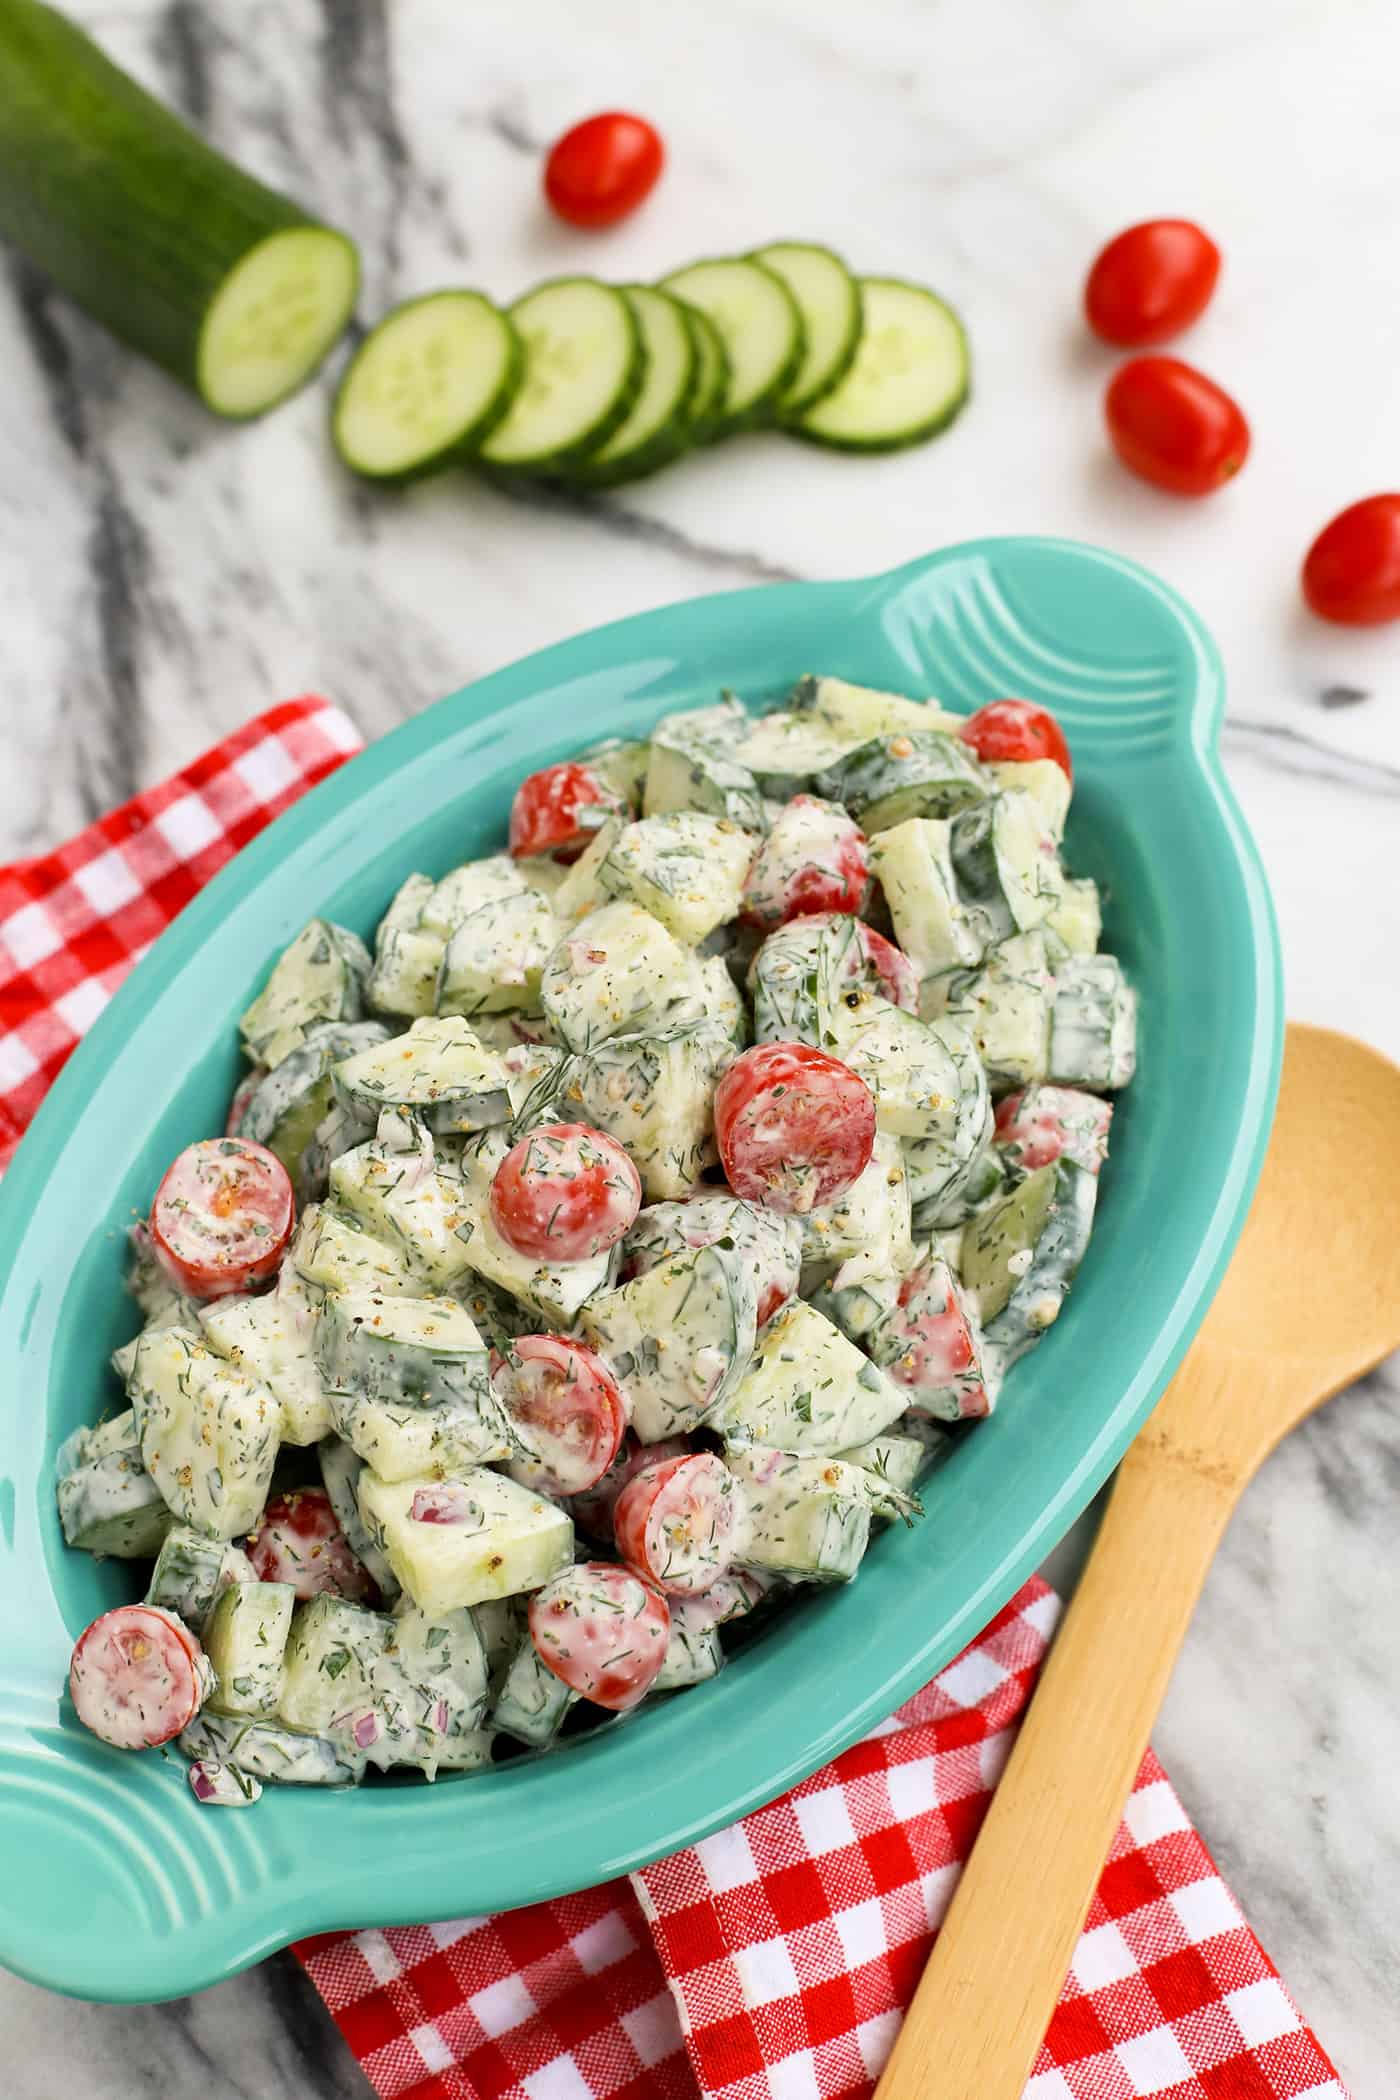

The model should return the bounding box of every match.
[0,700,1347,2100]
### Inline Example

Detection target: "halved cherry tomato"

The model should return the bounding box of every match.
[1302,495,1400,626]
[70,1604,209,1749]
[994,1085,1112,1175]
[1084,220,1221,347]
[958,699,1072,782]
[224,1067,264,1138]
[1105,356,1249,497]
[245,1487,377,1603]
[490,1122,642,1263]
[492,1335,629,1496]
[714,1041,875,1215]
[509,761,624,862]
[614,1451,748,1596]
[567,1431,691,1541]
[150,1137,294,1299]
[740,796,870,931]
[859,924,920,1011]
[884,1257,991,1421]
[528,1561,670,1710]
[543,112,665,230]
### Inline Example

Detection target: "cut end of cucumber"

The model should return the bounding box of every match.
[198,226,359,420]
[792,278,970,454]
[333,291,522,479]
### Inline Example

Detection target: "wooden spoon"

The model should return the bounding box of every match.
[875,1023,1400,2100]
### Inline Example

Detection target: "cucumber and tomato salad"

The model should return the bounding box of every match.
[57,679,1137,1791]
[333,241,970,485]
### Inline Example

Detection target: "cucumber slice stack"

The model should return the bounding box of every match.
[332,241,970,490]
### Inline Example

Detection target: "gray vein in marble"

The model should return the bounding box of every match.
[152,0,213,128]
[495,477,804,587]
[1222,716,1400,797]
[481,101,544,156]
[7,254,89,459]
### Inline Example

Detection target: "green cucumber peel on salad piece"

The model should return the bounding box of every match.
[0,0,359,417]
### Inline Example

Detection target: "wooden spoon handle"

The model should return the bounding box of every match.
[874,1376,1240,2100]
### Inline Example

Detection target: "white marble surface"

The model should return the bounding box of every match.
[2,0,1396,2093]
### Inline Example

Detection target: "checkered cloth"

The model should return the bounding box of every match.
[0,696,360,1169]
[0,704,1346,2100]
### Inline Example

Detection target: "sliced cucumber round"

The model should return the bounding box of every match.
[567,286,698,487]
[332,290,523,480]
[753,241,863,417]
[480,277,644,471]
[658,256,804,432]
[791,278,970,453]
[676,301,731,442]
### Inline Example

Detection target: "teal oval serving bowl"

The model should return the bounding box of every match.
[0,537,1280,2001]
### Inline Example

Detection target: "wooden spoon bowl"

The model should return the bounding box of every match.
[876,1024,1400,2100]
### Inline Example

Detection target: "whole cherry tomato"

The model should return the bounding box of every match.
[1085,221,1221,347]
[543,112,665,229]
[958,699,1072,781]
[1104,357,1249,497]
[1301,495,1400,626]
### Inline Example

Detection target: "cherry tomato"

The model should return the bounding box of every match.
[994,1085,1112,1175]
[958,699,1072,782]
[858,924,919,1011]
[225,1067,264,1138]
[567,1431,691,1541]
[244,1487,377,1603]
[490,1122,642,1263]
[492,1335,629,1496]
[543,112,665,230]
[1084,220,1221,347]
[714,1041,875,1215]
[509,761,624,862]
[150,1137,294,1299]
[884,1256,990,1421]
[740,796,870,932]
[70,1605,209,1750]
[751,912,918,1015]
[528,1560,670,1710]
[1104,356,1249,497]
[614,1451,748,1596]
[1301,495,1400,626]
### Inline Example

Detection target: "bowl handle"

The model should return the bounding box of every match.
[869,537,1225,764]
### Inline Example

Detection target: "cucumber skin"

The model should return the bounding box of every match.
[483,277,646,475]
[565,288,701,491]
[0,0,357,414]
[753,240,865,420]
[661,256,806,436]
[675,301,733,445]
[790,278,971,455]
[332,293,526,485]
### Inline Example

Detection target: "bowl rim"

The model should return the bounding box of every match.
[0,535,1283,2001]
